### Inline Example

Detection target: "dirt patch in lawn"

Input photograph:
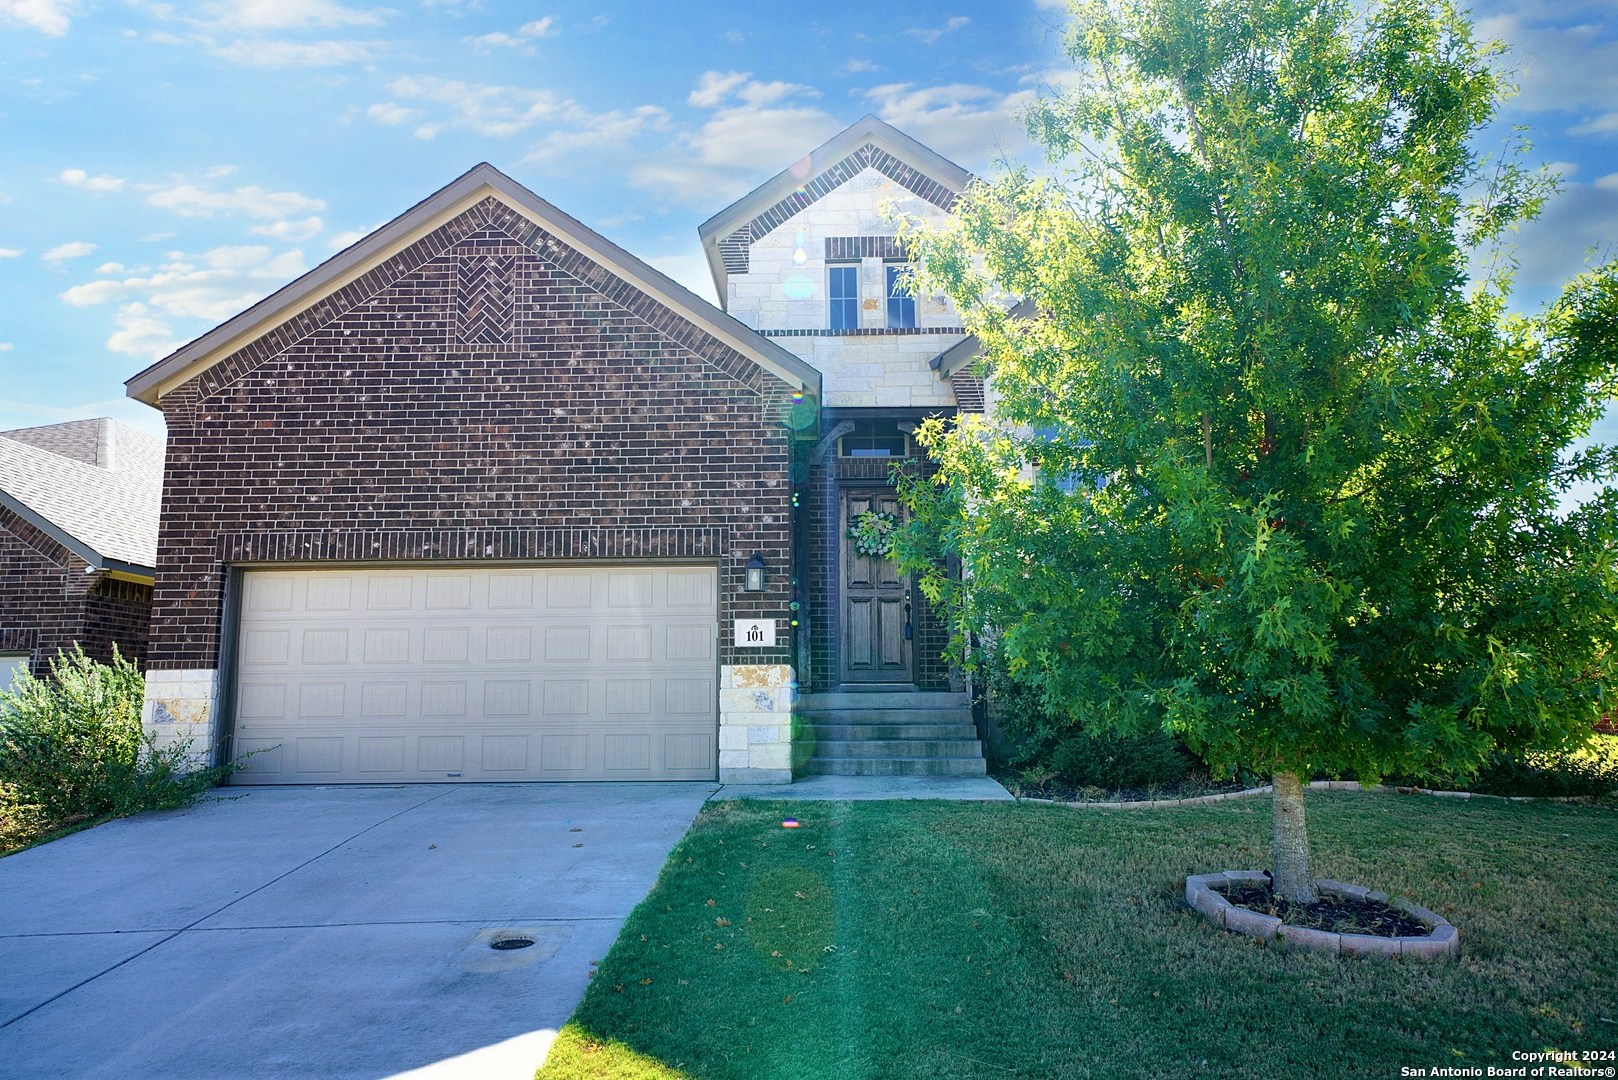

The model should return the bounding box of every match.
[1224,882,1428,937]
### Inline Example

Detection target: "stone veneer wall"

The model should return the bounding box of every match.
[141,196,798,769]
[718,664,794,783]
[724,167,966,409]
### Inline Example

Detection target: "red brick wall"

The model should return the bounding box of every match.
[149,198,798,671]
[0,507,152,674]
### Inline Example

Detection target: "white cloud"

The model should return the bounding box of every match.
[1503,178,1618,298]
[0,0,73,37]
[42,241,96,261]
[95,262,125,274]
[522,106,670,168]
[147,181,325,219]
[199,0,387,31]
[208,38,381,67]
[688,71,750,108]
[327,229,366,249]
[645,249,718,306]
[106,303,177,361]
[205,164,240,179]
[61,168,126,192]
[0,343,12,351]
[367,101,421,125]
[1473,9,1618,119]
[0,247,22,258]
[907,16,971,45]
[61,245,309,324]
[470,15,555,49]
[840,59,880,75]
[1568,112,1618,137]
[380,75,574,138]
[249,216,323,241]
[863,81,1034,165]
[630,72,845,203]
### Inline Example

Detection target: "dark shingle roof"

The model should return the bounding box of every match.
[0,419,164,572]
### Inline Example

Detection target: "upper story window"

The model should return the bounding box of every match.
[886,264,916,329]
[839,420,909,458]
[829,265,859,330]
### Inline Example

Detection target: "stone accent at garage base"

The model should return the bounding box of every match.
[719,664,794,784]
[142,669,219,768]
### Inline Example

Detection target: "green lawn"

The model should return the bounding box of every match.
[538,791,1617,1080]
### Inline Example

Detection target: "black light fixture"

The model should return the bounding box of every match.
[744,553,767,592]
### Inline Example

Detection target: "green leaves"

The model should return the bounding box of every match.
[898,0,1618,787]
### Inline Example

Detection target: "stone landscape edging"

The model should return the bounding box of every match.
[1184,871,1460,958]
[1017,779,1602,810]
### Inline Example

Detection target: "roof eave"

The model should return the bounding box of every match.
[126,163,820,406]
[0,485,154,579]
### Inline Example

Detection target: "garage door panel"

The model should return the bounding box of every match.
[231,566,718,784]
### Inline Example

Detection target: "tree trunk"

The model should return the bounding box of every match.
[1271,772,1318,903]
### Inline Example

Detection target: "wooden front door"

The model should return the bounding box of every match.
[841,489,910,684]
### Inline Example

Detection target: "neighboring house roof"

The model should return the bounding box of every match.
[697,114,975,307]
[125,163,820,408]
[0,419,164,578]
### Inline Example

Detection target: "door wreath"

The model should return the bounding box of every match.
[847,510,900,558]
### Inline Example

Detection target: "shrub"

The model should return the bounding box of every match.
[0,647,231,851]
[1051,728,1195,791]
[1393,737,1618,799]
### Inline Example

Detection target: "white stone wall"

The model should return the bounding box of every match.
[725,167,966,409]
[718,663,794,784]
[776,334,961,408]
[142,668,219,769]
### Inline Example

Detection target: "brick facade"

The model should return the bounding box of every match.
[0,505,152,674]
[147,197,799,680]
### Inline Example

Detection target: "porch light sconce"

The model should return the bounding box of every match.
[744,553,767,592]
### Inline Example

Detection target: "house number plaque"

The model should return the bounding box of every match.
[733,619,777,647]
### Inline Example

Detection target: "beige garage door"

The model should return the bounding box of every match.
[229,565,718,784]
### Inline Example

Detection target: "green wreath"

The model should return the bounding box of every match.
[847,510,901,558]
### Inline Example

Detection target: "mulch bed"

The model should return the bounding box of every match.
[1224,882,1428,937]
[990,766,1253,804]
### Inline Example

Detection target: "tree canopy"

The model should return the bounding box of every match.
[900,0,1618,804]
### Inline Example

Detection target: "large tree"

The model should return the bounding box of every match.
[900,0,1618,901]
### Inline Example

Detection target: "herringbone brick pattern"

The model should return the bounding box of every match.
[454,252,515,345]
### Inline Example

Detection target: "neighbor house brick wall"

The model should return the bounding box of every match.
[147,197,800,683]
[0,506,152,673]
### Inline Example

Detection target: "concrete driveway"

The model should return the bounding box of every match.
[0,782,715,1080]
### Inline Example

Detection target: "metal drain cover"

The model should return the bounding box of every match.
[490,935,535,951]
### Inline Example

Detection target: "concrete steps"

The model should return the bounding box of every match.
[797,689,985,777]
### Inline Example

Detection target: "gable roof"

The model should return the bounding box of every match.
[0,419,164,578]
[125,163,820,407]
[697,114,974,307]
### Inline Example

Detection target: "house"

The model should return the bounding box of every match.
[126,115,987,784]
[0,418,164,687]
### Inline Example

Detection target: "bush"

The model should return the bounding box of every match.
[1051,728,1196,791]
[1394,737,1618,799]
[0,647,231,852]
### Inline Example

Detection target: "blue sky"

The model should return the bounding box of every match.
[1,0,1615,447]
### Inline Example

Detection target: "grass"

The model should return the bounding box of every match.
[537,790,1618,1080]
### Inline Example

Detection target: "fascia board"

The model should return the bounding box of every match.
[127,164,820,406]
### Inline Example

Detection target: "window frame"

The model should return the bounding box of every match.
[885,263,916,329]
[828,263,860,330]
